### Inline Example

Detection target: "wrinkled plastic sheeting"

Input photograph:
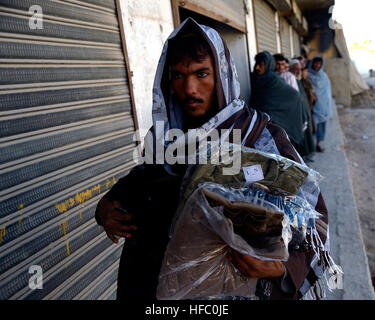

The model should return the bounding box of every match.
[156,183,291,300]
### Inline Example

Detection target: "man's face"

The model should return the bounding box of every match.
[255,61,266,75]
[275,60,286,73]
[313,60,323,71]
[302,68,308,79]
[171,54,215,118]
[290,63,301,78]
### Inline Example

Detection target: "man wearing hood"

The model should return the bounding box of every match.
[308,56,334,153]
[251,51,307,152]
[95,19,329,300]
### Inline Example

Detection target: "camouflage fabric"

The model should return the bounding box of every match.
[179,148,309,211]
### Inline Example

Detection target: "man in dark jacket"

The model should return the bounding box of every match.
[95,18,331,300]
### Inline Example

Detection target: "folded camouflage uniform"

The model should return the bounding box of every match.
[179,148,308,210]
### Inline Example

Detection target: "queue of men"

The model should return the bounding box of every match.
[251,52,334,162]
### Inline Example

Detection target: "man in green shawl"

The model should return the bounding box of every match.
[250,51,306,154]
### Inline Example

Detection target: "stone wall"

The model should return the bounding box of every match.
[325,58,352,107]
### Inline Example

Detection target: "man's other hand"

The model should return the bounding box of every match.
[227,248,285,279]
[95,198,137,244]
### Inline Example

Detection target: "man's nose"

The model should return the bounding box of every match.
[184,76,198,96]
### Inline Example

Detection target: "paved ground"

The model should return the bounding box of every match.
[338,106,375,286]
[351,88,375,108]
[309,103,375,300]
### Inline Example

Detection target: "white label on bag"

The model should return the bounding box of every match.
[242,165,264,184]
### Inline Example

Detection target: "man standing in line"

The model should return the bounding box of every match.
[273,53,300,92]
[301,65,318,134]
[308,56,334,153]
[95,19,330,300]
[250,51,305,152]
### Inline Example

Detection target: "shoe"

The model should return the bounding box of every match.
[316,145,325,153]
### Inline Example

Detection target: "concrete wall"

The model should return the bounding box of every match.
[118,0,174,140]
[245,0,258,70]
[325,58,352,107]
[306,30,338,60]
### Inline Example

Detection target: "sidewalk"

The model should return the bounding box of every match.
[309,104,375,300]
[351,87,375,108]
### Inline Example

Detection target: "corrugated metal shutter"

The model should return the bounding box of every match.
[253,0,278,54]
[280,17,292,58]
[0,0,137,300]
[293,29,301,57]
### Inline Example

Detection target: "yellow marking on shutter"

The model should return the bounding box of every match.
[0,226,6,243]
[66,242,70,256]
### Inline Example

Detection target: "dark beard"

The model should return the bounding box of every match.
[170,92,218,131]
[183,111,214,130]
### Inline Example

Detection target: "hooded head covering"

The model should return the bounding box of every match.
[308,55,333,124]
[250,51,305,145]
[148,18,269,163]
[257,50,276,74]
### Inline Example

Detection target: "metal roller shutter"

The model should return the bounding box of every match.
[280,17,292,58]
[0,0,137,300]
[253,0,278,54]
[293,29,301,57]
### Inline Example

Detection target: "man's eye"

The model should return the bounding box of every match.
[198,72,208,78]
[172,73,183,80]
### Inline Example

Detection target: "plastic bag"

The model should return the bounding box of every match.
[156,183,291,300]
[172,145,322,248]
[232,183,321,246]
[175,144,323,231]
[157,146,340,300]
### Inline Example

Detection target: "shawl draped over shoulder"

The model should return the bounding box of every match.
[250,51,306,146]
[308,55,333,124]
